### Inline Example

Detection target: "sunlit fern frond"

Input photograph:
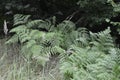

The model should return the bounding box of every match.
[60,45,120,80]
[90,27,114,52]
[7,14,66,66]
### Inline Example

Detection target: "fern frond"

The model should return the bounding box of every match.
[29,30,45,40]
[26,20,44,28]
[60,45,120,80]
[90,27,114,52]
[10,25,27,33]
[14,14,30,26]
[57,20,75,33]
[6,34,19,44]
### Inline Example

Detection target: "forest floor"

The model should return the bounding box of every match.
[0,38,61,80]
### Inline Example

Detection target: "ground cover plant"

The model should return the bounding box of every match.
[0,0,120,80]
[3,13,120,80]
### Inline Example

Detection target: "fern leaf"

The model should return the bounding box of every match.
[14,14,30,26]
[26,20,44,28]
[6,34,19,44]
[10,25,27,33]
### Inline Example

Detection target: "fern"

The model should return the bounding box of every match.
[60,46,120,80]
[57,20,75,33]
[7,14,66,66]
[60,28,119,80]
[7,14,120,80]
[14,14,31,26]
[90,27,114,52]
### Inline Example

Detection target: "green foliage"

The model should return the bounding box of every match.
[6,14,120,80]
[13,14,31,26]
[90,27,114,52]
[0,0,120,79]
[77,0,118,26]
[109,20,120,34]
[0,0,119,33]
[6,14,65,66]
[60,28,120,80]
[78,0,116,27]
[108,0,120,13]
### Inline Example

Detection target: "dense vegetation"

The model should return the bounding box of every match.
[0,0,120,80]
